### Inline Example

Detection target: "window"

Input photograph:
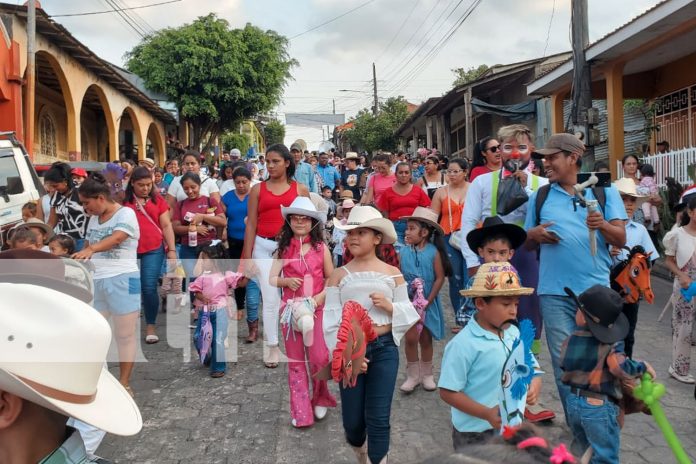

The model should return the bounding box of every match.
[39,112,57,159]
[0,150,23,195]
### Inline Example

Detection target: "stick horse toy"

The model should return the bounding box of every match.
[611,245,655,305]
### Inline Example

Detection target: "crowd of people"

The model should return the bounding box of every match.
[1,123,693,464]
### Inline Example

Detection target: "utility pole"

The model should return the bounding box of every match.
[25,0,36,159]
[570,0,596,170]
[372,62,378,116]
[332,99,336,115]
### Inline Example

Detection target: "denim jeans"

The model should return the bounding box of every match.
[138,245,165,325]
[444,233,466,315]
[539,294,578,420]
[565,394,620,463]
[393,220,407,251]
[194,308,229,374]
[339,334,399,464]
[245,279,260,323]
[179,244,199,279]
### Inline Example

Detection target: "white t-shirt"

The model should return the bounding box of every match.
[219,179,261,197]
[85,206,140,279]
[167,174,220,201]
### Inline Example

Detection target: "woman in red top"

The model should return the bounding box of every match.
[468,136,501,182]
[377,162,430,247]
[243,144,310,368]
[124,167,177,344]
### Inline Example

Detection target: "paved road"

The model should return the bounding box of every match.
[99,277,696,463]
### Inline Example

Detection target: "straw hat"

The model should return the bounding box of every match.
[281,196,327,224]
[16,217,54,239]
[139,158,155,168]
[613,177,647,198]
[0,283,142,435]
[345,152,359,160]
[333,206,397,244]
[339,190,354,200]
[460,262,534,297]
[400,207,443,234]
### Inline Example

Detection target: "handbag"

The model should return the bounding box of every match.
[446,186,462,250]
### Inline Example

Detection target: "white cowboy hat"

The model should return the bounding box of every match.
[281,196,327,224]
[309,192,329,215]
[400,206,444,234]
[613,178,647,200]
[0,283,142,436]
[333,206,397,244]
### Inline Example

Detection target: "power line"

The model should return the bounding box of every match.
[289,0,377,41]
[374,0,420,62]
[542,0,557,57]
[101,0,147,38]
[50,0,181,18]
[114,0,157,35]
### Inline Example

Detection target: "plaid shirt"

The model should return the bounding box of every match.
[560,328,646,400]
[39,428,102,464]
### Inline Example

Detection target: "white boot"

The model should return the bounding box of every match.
[351,442,368,464]
[297,314,314,347]
[420,361,437,391]
[399,362,420,393]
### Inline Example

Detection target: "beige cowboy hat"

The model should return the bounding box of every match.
[333,206,397,244]
[613,177,647,200]
[281,196,327,224]
[139,157,155,168]
[345,152,360,160]
[339,190,355,201]
[460,262,534,297]
[12,218,54,240]
[0,283,142,436]
[400,207,443,234]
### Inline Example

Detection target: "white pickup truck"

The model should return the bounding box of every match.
[0,132,44,248]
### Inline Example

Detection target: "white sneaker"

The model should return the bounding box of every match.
[314,405,328,420]
[668,365,695,384]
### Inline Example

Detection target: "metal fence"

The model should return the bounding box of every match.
[616,147,696,187]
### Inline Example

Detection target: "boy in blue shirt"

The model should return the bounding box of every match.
[438,262,543,451]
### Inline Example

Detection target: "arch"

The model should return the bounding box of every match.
[37,107,57,160]
[146,122,165,167]
[79,84,117,161]
[117,106,143,161]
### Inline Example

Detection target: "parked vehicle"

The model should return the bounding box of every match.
[0,132,44,247]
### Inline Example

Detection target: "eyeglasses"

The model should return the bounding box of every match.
[501,144,530,154]
[447,169,464,175]
[486,145,500,153]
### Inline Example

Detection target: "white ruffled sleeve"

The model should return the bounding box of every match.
[390,284,420,346]
[323,286,342,352]
[662,228,678,257]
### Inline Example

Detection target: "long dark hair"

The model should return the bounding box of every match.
[472,136,493,170]
[266,144,295,181]
[79,173,112,200]
[197,242,230,273]
[276,216,324,258]
[407,219,452,277]
[124,167,159,204]
[180,171,202,186]
[681,195,696,226]
[44,162,74,190]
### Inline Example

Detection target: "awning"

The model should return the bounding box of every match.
[470,98,536,121]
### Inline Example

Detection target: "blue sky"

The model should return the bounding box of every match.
[34,0,661,148]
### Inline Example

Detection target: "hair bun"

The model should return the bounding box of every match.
[88,172,107,184]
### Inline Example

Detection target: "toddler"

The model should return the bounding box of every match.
[638,163,660,227]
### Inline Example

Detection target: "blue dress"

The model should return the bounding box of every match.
[399,242,445,340]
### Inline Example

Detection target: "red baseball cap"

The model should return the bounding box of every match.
[71,168,88,178]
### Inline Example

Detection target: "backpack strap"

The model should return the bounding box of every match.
[534,183,552,226]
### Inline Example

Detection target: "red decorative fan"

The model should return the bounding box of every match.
[331,301,378,388]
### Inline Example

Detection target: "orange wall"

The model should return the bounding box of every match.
[0,40,24,142]
[653,51,696,97]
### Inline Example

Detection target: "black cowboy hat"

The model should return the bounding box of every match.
[466,216,527,252]
[564,285,629,344]
[0,249,93,303]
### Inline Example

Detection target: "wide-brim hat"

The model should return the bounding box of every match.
[333,206,397,244]
[139,158,155,168]
[339,190,354,200]
[613,178,647,199]
[281,196,327,224]
[338,199,356,213]
[564,285,629,344]
[0,283,142,436]
[345,152,359,160]
[309,192,329,215]
[400,207,443,234]
[11,219,54,241]
[0,249,93,302]
[460,262,533,297]
[466,216,526,252]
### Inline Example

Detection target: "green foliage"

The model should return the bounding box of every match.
[125,14,296,150]
[452,64,490,87]
[220,132,251,154]
[345,96,410,153]
[264,119,285,146]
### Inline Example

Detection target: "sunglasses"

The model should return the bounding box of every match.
[486,145,500,153]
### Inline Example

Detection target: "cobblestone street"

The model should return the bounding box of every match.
[100,277,696,463]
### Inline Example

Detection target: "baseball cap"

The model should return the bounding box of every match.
[535,133,586,156]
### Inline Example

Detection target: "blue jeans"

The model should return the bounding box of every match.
[138,245,165,325]
[339,334,399,464]
[444,233,466,315]
[539,294,578,420]
[245,279,260,323]
[393,220,407,247]
[565,394,620,463]
[179,244,199,279]
[194,309,229,374]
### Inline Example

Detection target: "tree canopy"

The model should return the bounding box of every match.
[345,96,410,153]
[264,119,285,146]
[452,64,490,87]
[125,14,296,151]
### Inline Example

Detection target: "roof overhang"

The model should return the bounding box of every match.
[394,97,441,136]
[528,0,696,95]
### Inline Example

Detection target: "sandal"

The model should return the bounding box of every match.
[264,345,280,369]
[123,385,135,398]
[145,334,159,344]
[210,371,225,378]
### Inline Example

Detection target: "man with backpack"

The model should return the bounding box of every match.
[525,133,627,420]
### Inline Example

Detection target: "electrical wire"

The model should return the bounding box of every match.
[289,0,377,41]
[542,0,556,57]
[101,0,148,38]
[374,0,421,63]
[50,0,181,18]
[111,0,156,35]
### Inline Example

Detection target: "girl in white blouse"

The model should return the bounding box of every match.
[324,206,419,464]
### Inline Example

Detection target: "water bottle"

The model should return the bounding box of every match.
[188,222,197,247]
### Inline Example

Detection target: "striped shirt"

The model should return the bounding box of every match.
[39,428,102,463]
[560,328,646,400]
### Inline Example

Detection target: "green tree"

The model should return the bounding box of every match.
[125,14,296,151]
[452,64,490,87]
[345,96,409,153]
[220,132,251,154]
[264,119,285,145]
